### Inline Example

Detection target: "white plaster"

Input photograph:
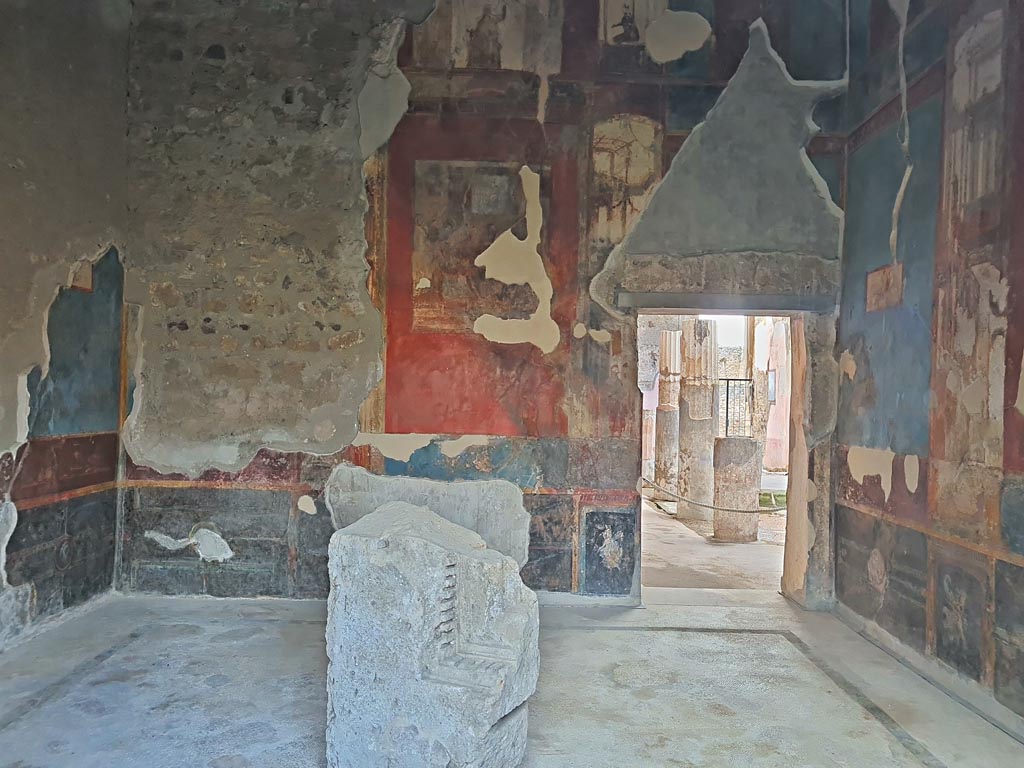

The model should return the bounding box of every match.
[352,432,434,462]
[297,495,318,515]
[643,9,711,64]
[573,323,588,339]
[438,435,491,458]
[885,0,910,25]
[886,0,913,265]
[144,526,234,562]
[191,528,234,562]
[473,166,560,353]
[753,319,773,371]
[847,446,896,502]
[904,454,920,494]
[143,531,191,552]
[415,277,431,290]
[1016,350,1024,416]
[839,349,857,381]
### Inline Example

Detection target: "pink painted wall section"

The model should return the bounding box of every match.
[764,320,791,471]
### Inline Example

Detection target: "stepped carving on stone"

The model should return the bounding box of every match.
[324,463,530,567]
[327,501,539,768]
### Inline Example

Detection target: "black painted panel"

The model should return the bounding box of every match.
[836,506,928,650]
[995,561,1024,718]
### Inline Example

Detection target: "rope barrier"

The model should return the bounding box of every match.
[641,477,787,515]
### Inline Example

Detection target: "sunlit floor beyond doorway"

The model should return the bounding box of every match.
[641,499,784,590]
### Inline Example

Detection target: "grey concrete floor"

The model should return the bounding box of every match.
[642,500,784,590]
[0,593,1022,767]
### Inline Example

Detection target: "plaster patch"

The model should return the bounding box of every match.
[574,323,612,343]
[590,21,845,316]
[643,10,711,64]
[357,67,411,159]
[904,454,920,494]
[415,277,432,290]
[959,377,987,417]
[358,20,412,159]
[438,435,491,458]
[473,165,560,353]
[839,349,857,381]
[886,0,914,264]
[1016,350,1024,416]
[847,446,896,502]
[352,432,435,462]
[297,495,318,515]
[144,525,234,562]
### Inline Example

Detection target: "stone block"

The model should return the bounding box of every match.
[713,437,763,543]
[324,464,530,567]
[327,502,539,767]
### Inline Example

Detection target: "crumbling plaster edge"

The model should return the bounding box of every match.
[1,239,129,467]
[588,18,848,322]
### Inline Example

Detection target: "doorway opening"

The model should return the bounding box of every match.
[638,312,792,592]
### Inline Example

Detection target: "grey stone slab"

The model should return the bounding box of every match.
[327,502,538,767]
[324,464,530,567]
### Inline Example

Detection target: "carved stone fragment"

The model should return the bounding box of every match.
[327,502,539,768]
[324,464,530,567]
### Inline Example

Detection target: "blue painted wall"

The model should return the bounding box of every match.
[27,248,123,438]
[846,0,947,131]
[837,96,942,455]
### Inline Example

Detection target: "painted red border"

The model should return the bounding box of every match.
[383,115,579,437]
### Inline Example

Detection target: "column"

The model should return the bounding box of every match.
[677,318,718,520]
[653,330,682,496]
[713,436,764,543]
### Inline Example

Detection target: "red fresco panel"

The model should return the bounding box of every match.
[384,115,578,437]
